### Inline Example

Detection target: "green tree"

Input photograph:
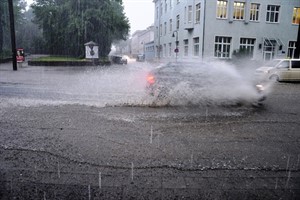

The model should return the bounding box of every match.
[0,0,27,58]
[32,0,129,58]
[16,8,44,54]
[0,0,8,56]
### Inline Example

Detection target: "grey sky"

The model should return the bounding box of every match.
[123,0,154,35]
[25,0,154,35]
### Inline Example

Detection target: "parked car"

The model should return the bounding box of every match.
[136,54,145,62]
[146,62,266,106]
[110,55,127,65]
[255,59,300,82]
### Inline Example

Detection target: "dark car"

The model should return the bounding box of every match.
[110,55,127,65]
[136,54,145,62]
[146,62,266,106]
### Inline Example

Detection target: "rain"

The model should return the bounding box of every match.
[1,0,300,199]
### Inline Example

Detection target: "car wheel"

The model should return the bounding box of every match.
[269,75,279,82]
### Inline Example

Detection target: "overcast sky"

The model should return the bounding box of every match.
[25,0,154,35]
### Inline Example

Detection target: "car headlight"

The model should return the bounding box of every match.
[256,84,264,92]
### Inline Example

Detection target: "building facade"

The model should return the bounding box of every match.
[153,0,300,61]
[144,41,156,61]
[130,26,155,58]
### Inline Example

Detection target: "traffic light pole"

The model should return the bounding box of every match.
[8,0,17,71]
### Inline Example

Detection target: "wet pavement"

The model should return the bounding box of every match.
[0,61,300,199]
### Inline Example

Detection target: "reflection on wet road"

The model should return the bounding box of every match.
[1,62,300,199]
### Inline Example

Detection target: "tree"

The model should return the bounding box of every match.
[32,0,130,58]
[16,8,44,54]
[0,1,7,56]
[0,0,27,58]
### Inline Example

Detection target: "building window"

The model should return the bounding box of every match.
[169,43,172,57]
[250,3,260,21]
[233,2,245,20]
[169,0,172,9]
[195,3,201,23]
[214,36,231,58]
[165,0,167,13]
[164,22,167,35]
[239,38,255,58]
[292,7,300,25]
[288,41,296,58]
[184,6,187,23]
[160,24,162,36]
[169,19,173,32]
[177,0,180,4]
[156,6,159,19]
[188,5,193,23]
[193,37,200,56]
[160,2,163,16]
[164,44,167,57]
[217,0,227,19]
[266,5,280,23]
[157,45,162,58]
[184,39,189,56]
[176,15,180,29]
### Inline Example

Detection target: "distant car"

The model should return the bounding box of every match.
[255,59,300,82]
[146,62,266,106]
[110,55,127,65]
[136,54,145,62]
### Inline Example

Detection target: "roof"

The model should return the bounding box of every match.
[84,41,98,46]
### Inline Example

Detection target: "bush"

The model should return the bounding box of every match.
[0,49,11,59]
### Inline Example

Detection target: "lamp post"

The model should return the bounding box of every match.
[172,30,178,62]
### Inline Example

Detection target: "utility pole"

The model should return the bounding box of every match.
[295,21,300,59]
[8,0,17,71]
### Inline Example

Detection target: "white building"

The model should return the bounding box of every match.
[153,0,300,61]
[130,26,155,58]
[144,41,155,61]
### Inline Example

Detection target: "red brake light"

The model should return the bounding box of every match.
[147,74,155,84]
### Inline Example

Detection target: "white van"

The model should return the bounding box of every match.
[255,59,300,82]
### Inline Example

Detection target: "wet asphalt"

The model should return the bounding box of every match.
[0,61,300,199]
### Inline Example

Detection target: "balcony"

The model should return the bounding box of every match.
[184,22,194,31]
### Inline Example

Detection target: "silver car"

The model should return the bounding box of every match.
[255,59,300,82]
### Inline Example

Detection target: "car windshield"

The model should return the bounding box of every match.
[276,61,290,68]
[265,59,282,67]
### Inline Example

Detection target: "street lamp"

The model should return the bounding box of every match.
[172,30,179,62]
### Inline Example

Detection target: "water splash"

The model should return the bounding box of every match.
[1,60,273,108]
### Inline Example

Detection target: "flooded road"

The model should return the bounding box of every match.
[1,62,300,199]
[0,63,149,107]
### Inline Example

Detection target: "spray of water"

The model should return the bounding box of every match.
[1,59,274,108]
[144,60,273,107]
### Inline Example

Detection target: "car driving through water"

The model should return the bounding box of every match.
[146,61,266,106]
